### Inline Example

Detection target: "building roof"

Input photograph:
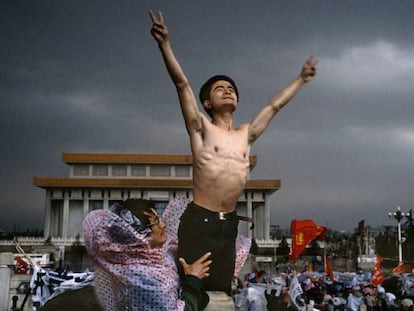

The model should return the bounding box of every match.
[62,153,257,167]
[34,153,278,193]
[32,177,281,193]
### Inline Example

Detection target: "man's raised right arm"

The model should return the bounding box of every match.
[149,11,201,133]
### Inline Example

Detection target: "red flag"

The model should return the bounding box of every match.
[324,255,334,282]
[392,263,414,274]
[290,219,327,262]
[372,255,385,286]
[14,256,29,274]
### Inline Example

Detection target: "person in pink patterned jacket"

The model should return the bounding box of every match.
[83,197,250,310]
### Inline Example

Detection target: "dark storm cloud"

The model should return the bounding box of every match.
[1,0,414,232]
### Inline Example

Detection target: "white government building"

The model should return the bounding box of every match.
[33,153,281,246]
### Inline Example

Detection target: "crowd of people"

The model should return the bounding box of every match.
[231,267,414,310]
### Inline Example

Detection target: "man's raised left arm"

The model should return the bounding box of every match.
[247,56,318,144]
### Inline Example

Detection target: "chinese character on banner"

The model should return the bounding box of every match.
[290,219,327,263]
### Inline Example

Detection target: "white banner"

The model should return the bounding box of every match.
[289,275,305,310]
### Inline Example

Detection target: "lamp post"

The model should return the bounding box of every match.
[388,206,411,264]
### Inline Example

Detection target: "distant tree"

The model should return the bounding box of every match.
[304,239,322,257]
[72,233,82,247]
[0,229,7,239]
[277,236,290,256]
[45,235,52,245]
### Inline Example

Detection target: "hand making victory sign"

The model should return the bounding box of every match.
[149,11,168,45]
[301,56,318,83]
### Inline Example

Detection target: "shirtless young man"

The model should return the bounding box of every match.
[149,11,317,297]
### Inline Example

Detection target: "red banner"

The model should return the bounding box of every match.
[372,255,385,286]
[392,263,414,274]
[14,255,30,274]
[290,219,327,262]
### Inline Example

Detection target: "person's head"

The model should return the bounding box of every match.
[401,298,414,310]
[199,75,239,118]
[116,199,167,248]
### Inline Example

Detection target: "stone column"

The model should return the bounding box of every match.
[0,253,13,311]
[264,193,270,241]
[257,202,264,240]
[81,197,89,238]
[43,190,51,238]
[83,196,89,216]
[62,191,70,238]
[247,192,253,240]
[103,190,109,209]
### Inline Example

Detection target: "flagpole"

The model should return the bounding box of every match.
[323,240,326,268]
[323,240,327,280]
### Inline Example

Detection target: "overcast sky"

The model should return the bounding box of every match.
[1,0,414,233]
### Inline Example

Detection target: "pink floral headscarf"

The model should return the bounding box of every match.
[83,196,251,310]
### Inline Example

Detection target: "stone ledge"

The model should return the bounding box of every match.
[204,291,235,311]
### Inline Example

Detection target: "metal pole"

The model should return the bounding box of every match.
[397,220,403,264]
[388,206,411,265]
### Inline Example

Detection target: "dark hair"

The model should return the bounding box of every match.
[122,199,156,227]
[199,75,239,117]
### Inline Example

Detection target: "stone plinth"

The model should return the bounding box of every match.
[204,291,235,311]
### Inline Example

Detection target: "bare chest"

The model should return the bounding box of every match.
[205,125,248,154]
[193,124,251,170]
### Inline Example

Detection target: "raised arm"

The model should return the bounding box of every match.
[149,11,202,135]
[247,56,318,144]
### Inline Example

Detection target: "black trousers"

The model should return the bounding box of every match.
[177,202,239,295]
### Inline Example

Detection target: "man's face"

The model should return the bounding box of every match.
[146,209,167,248]
[205,80,238,112]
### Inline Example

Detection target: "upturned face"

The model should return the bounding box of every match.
[204,80,238,113]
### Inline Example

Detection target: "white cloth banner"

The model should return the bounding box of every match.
[289,275,305,310]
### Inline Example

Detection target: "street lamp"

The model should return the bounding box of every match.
[388,206,411,264]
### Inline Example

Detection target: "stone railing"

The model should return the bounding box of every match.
[0,237,85,247]
[255,239,280,248]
